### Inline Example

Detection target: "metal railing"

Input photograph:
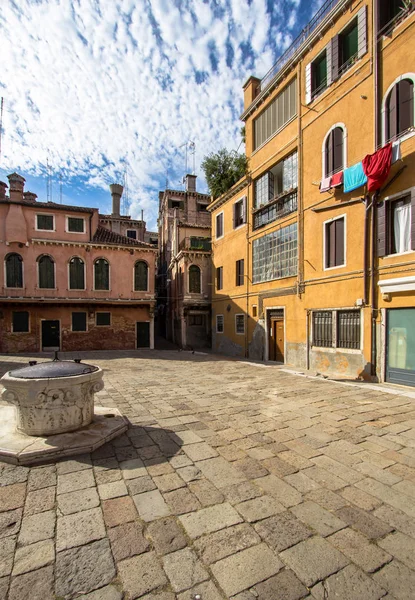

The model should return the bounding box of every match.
[179,237,211,252]
[260,0,343,92]
[378,3,415,37]
[253,190,298,230]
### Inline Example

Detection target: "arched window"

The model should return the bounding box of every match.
[38,255,55,289]
[385,78,414,141]
[134,261,148,291]
[94,258,109,290]
[69,257,85,290]
[189,265,201,293]
[5,253,23,288]
[323,126,345,177]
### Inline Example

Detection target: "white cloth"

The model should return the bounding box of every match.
[394,202,411,253]
[392,139,401,163]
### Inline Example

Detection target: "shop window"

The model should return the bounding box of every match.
[67,217,85,233]
[235,314,245,335]
[216,314,224,333]
[385,79,414,142]
[252,224,297,283]
[96,312,111,326]
[36,214,54,230]
[236,259,244,286]
[378,193,414,256]
[5,253,23,288]
[38,255,55,289]
[12,311,29,333]
[325,216,345,269]
[134,261,148,291]
[216,266,223,290]
[216,212,224,239]
[72,312,87,332]
[324,126,345,177]
[189,265,201,293]
[127,230,137,239]
[94,258,109,290]
[69,257,85,290]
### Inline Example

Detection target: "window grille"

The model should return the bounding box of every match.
[252,223,297,283]
[337,310,360,349]
[313,311,333,347]
[216,315,224,333]
[5,253,23,288]
[94,259,109,290]
[134,261,148,291]
[37,214,54,230]
[189,265,201,293]
[67,217,84,233]
[38,255,55,289]
[254,191,297,229]
[12,311,29,333]
[72,312,87,332]
[69,257,85,290]
[236,315,245,334]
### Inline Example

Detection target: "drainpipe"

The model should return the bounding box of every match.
[245,177,250,358]
[297,61,304,298]
[306,309,310,371]
[371,191,379,378]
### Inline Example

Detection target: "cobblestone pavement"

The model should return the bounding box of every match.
[1,350,415,599]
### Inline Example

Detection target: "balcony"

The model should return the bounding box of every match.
[253,190,298,230]
[179,237,211,252]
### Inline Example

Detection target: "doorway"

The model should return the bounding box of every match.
[41,320,60,351]
[136,322,150,348]
[267,309,285,362]
[386,308,415,387]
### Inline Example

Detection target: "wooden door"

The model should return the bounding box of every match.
[136,322,150,348]
[42,320,60,351]
[269,318,284,362]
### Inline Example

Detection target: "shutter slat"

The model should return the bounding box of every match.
[331,35,339,81]
[377,201,387,257]
[357,5,367,59]
[305,63,312,104]
[326,42,332,87]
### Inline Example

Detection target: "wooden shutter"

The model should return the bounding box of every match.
[411,189,415,251]
[377,201,387,257]
[326,42,332,87]
[335,218,345,265]
[398,79,414,134]
[326,221,335,268]
[326,131,333,176]
[357,5,367,59]
[305,62,312,104]
[242,196,247,224]
[387,85,398,141]
[331,35,339,81]
[333,127,344,172]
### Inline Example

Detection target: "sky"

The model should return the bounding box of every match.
[0,0,320,231]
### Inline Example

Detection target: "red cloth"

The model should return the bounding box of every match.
[330,171,343,187]
[362,143,392,192]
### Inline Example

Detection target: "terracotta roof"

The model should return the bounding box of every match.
[162,189,210,199]
[92,226,155,248]
[0,197,95,214]
[179,222,211,229]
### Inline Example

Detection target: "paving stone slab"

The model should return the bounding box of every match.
[235,495,285,522]
[0,535,15,577]
[254,511,313,552]
[284,471,321,493]
[57,469,95,495]
[188,479,224,506]
[133,489,170,521]
[18,510,55,545]
[254,474,302,507]
[234,457,270,479]
[164,487,201,514]
[55,538,116,597]
[305,488,348,511]
[120,457,147,479]
[340,485,382,511]
[176,580,223,600]
[0,464,29,486]
[8,565,54,600]
[108,520,149,562]
[56,506,106,551]
[57,487,99,515]
[78,584,123,600]
[310,564,386,600]
[0,483,26,512]
[56,455,92,475]
[252,569,309,600]
[179,502,243,538]
[126,475,157,495]
[378,531,415,570]
[373,559,415,600]
[162,547,209,592]
[292,501,347,537]
[154,472,186,492]
[280,536,349,587]
[147,516,187,555]
[195,457,247,488]
[117,552,168,598]
[373,504,415,538]
[12,539,54,576]
[0,508,22,539]
[98,479,128,500]
[193,523,261,564]
[211,542,283,597]
[27,466,56,491]
[329,527,392,572]
[0,577,8,600]
[335,505,394,539]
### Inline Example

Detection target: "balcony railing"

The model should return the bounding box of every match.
[259,0,343,92]
[179,237,211,252]
[253,190,298,230]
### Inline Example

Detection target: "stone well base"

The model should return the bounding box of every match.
[0,405,128,465]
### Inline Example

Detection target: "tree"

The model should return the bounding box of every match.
[201,149,248,200]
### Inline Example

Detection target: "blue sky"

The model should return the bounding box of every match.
[0,0,320,230]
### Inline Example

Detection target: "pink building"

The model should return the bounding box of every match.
[0,173,157,353]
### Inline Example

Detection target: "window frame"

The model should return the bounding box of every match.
[35,213,55,232]
[68,256,86,290]
[71,311,88,332]
[379,187,415,258]
[338,17,359,76]
[216,266,223,291]
[235,314,245,335]
[134,260,149,292]
[93,258,110,291]
[5,253,24,289]
[11,311,30,333]
[381,73,415,144]
[216,314,224,334]
[323,214,346,271]
[188,264,202,294]
[236,259,245,287]
[312,309,362,351]
[252,223,298,284]
[95,312,111,327]
[37,254,56,289]
[322,123,347,179]
[66,216,86,234]
[233,197,246,229]
[126,229,138,240]
[311,50,328,100]
[216,211,224,240]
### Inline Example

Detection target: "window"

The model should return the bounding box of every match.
[197,203,208,212]
[36,214,54,231]
[255,172,274,208]
[96,312,111,326]
[312,51,328,100]
[216,266,223,290]
[5,253,23,288]
[189,314,204,326]
[325,216,345,269]
[236,259,244,286]
[313,310,360,349]
[94,258,109,290]
[127,230,137,239]
[189,237,211,251]
[254,78,297,150]
[252,223,298,283]
[216,212,224,239]
[235,314,245,335]
[233,197,246,228]
[385,78,414,142]
[12,311,29,333]
[69,257,85,290]
[378,192,414,256]
[72,312,87,332]
[67,217,85,233]
[189,265,201,293]
[254,152,297,208]
[324,126,345,177]
[338,19,358,75]
[38,255,55,289]
[216,314,224,333]
[378,0,412,34]
[252,305,258,318]
[134,261,148,291]
[168,199,184,209]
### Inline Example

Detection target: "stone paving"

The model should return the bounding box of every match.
[1,350,415,599]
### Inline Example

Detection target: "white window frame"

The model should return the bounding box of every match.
[216,211,224,240]
[235,313,245,335]
[233,196,247,229]
[382,186,414,258]
[381,73,415,145]
[35,213,55,232]
[323,214,347,271]
[216,314,224,334]
[95,311,111,327]
[71,311,88,333]
[11,310,30,333]
[321,123,348,179]
[126,229,138,240]
[68,256,86,291]
[65,215,86,234]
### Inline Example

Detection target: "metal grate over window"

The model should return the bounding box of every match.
[313,311,333,347]
[252,223,297,283]
[337,310,360,349]
[216,315,224,333]
[67,217,85,233]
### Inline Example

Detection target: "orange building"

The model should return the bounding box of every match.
[209,0,415,386]
[0,173,157,352]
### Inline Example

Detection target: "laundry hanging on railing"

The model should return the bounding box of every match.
[362,142,392,192]
[330,171,343,187]
[392,139,401,164]
[343,162,367,193]
[319,176,332,193]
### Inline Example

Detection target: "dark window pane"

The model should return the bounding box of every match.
[12,311,29,333]
[37,214,54,230]
[96,312,110,326]
[216,214,223,237]
[134,261,148,291]
[236,259,244,286]
[127,230,137,239]
[340,20,358,69]
[398,79,414,134]
[189,315,204,326]
[94,259,109,290]
[325,218,345,268]
[189,265,201,293]
[5,253,23,288]
[337,310,360,349]
[312,51,327,98]
[38,255,55,288]
[391,195,411,254]
[216,315,224,332]
[69,257,85,289]
[72,312,87,331]
[325,128,344,176]
[236,315,245,334]
[313,311,333,347]
[67,217,84,232]
[216,267,223,290]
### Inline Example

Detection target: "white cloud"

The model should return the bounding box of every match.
[0,0,306,229]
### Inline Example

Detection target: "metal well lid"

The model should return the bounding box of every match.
[10,361,99,380]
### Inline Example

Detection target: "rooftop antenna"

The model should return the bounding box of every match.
[0,97,4,165]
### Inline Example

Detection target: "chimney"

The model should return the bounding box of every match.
[0,181,7,200]
[185,174,197,192]
[23,191,38,203]
[141,209,144,221]
[109,183,123,217]
[7,172,25,202]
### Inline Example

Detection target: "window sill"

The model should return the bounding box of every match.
[311,346,362,354]
[323,263,346,272]
[381,250,414,259]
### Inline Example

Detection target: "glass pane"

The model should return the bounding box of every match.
[68,217,84,232]
[6,254,23,288]
[341,22,358,65]
[388,309,415,371]
[37,215,54,230]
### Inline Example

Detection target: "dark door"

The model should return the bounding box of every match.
[41,320,60,351]
[136,322,150,348]
[269,318,284,362]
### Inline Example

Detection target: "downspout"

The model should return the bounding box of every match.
[245,178,250,358]
[306,310,310,371]
[371,191,379,378]
[297,61,303,299]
